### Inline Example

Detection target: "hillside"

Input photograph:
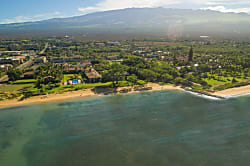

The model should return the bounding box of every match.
[1,8,250,39]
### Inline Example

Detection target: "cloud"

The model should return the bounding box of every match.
[0,11,62,24]
[78,0,250,14]
[206,0,250,5]
[201,6,250,13]
[78,0,185,13]
[78,7,99,12]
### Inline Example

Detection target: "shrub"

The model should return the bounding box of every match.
[214,82,249,91]
[136,80,147,85]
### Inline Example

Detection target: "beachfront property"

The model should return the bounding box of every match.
[22,71,35,79]
[66,79,82,85]
[85,69,102,83]
[64,67,83,74]
[0,38,249,103]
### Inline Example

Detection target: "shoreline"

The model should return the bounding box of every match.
[211,85,250,98]
[0,84,249,109]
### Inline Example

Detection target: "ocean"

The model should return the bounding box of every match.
[0,90,249,166]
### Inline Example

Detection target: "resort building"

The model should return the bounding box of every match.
[22,72,35,79]
[0,64,13,71]
[35,56,47,64]
[67,79,82,85]
[85,69,102,83]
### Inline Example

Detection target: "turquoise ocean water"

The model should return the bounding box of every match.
[0,90,249,166]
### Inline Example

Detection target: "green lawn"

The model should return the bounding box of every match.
[66,82,112,89]
[0,84,34,93]
[203,78,226,85]
[203,75,247,86]
[11,79,37,84]
[41,82,113,94]
[63,74,82,82]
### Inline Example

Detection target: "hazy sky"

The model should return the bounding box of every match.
[1,0,250,24]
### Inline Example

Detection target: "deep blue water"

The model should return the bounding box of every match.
[0,90,249,166]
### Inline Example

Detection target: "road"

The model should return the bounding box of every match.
[0,75,8,83]
[39,43,48,55]
[0,43,48,83]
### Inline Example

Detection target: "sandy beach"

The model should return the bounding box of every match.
[212,85,250,98]
[0,83,182,109]
[0,83,249,109]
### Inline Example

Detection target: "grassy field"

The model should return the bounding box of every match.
[0,84,34,93]
[203,78,225,85]
[41,82,113,94]
[63,82,112,89]
[203,74,248,86]
[63,74,82,82]
[11,79,37,84]
[0,80,130,99]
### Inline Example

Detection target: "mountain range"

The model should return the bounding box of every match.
[1,8,250,39]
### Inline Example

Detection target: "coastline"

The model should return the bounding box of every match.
[211,85,250,98]
[0,83,249,109]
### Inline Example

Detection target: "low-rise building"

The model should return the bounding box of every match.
[0,64,13,71]
[95,43,105,47]
[67,79,82,85]
[107,42,121,46]
[35,56,47,64]
[85,69,102,83]
[22,71,35,79]
[0,58,12,64]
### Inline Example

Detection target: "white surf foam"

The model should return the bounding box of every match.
[186,91,223,100]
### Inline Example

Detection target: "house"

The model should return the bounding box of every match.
[22,43,39,50]
[71,56,84,62]
[22,71,35,79]
[48,57,64,63]
[0,64,13,71]
[48,56,84,63]
[107,42,121,46]
[64,67,78,74]
[17,56,26,60]
[35,56,47,64]
[81,61,92,66]
[95,43,105,47]
[107,55,120,60]
[72,64,86,68]
[72,61,91,68]
[1,51,22,56]
[85,69,102,83]
[0,58,12,64]
[177,56,188,60]
[0,57,23,65]
[11,56,23,64]
[67,79,82,85]
[148,55,160,59]
[165,57,174,61]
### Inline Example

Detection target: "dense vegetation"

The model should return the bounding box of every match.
[0,38,249,100]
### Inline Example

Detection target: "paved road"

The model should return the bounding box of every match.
[0,75,8,83]
[39,43,48,55]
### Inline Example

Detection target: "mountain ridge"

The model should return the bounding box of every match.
[1,8,250,39]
